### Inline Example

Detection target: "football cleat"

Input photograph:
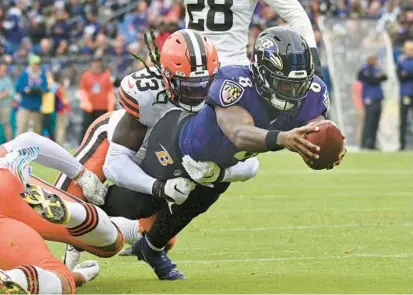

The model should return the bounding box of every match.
[0,269,29,294]
[21,184,70,224]
[119,246,169,256]
[118,247,134,256]
[131,237,186,280]
[64,244,82,271]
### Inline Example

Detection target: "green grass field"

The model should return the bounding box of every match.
[33,151,413,294]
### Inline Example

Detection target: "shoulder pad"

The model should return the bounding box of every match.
[118,67,164,122]
[207,66,252,108]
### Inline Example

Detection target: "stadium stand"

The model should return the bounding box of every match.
[0,0,412,148]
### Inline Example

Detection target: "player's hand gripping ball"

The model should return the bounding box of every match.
[304,120,345,170]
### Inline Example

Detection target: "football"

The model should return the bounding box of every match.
[304,120,344,170]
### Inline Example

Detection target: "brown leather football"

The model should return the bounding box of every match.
[304,120,344,170]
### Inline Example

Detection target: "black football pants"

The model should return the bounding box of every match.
[102,183,230,249]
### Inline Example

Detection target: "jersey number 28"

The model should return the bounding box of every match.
[187,0,233,32]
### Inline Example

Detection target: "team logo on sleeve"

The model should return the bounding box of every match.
[220,80,244,106]
[155,144,174,166]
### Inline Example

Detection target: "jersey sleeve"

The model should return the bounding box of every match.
[297,77,330,122]
[118,74,141,119]
[207,77,248,108]
[273,77,330,130]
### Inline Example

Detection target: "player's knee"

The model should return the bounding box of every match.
[11,132,37,148]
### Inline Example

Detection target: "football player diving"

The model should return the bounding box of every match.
[50,29,259,280]
[98,27,346,280]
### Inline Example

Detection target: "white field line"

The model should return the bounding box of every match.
[175,253,413,265]
[201,223,413,232]
[232,208,411,213]
[257,169,412,175]
[225,192,412,199]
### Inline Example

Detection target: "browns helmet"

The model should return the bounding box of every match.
[160,29,219,112]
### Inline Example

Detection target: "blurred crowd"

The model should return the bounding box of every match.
[0,0,412,148]
[1,0,413,79]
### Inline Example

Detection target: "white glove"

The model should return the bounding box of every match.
[153,177,196,206]
[182,155,223,184]
[76,169,107,206]
[163,177,196,205]
[72,260,100,285]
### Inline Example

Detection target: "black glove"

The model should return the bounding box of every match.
[310,47,323,80]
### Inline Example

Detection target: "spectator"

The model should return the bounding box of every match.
[0,61,15,141]
[79,55,114,141]
[50,9,70,56]
[122,1,149,44]
[396,40,413,150]
[15,54,47,135]
[28,15,47,52]
[357,55,388,150]
[41,71,58,140]
[3,0,25,54]
[55,75,70,146]
[352,80,364,147]
[156,21,173,51]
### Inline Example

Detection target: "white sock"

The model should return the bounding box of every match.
[64,202,87,229]
[7,265,63,294]
[110,217,141,245]
[65,202,118,247]
[3,132,82,178]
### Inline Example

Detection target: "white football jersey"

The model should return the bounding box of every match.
[185,0,316,66]
[117,67,177,127]
[108,67,179,163]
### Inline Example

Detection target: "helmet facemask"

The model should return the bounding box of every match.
[253,62,313,112]
[163,69,216,113]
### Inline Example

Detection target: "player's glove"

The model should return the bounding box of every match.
[75,169,107,206]
[182,155,225,184]
[152,177,196,205]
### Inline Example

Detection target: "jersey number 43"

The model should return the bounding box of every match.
[187,0,234,32]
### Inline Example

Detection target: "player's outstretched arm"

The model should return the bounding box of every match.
[215,105,320,159]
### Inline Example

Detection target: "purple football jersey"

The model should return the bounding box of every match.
[179,66,329,168]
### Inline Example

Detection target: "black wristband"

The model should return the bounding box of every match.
[265,130,282,151]
[213,167,226,184]
[152,180,166,199]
